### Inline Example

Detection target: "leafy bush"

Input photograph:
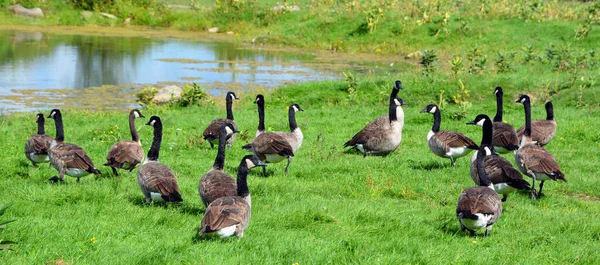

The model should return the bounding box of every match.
[178,83,206,107]
[136,86,157,105]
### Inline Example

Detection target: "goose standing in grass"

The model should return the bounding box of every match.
[491,87,519,153]
[457,145,503,237]
[137,116,182,203]
[199,124,238,207]
[362,80,403,127]
[203,92,239,148]
[24,113,54,166]
[47,109,101,182]
[199,155,265,238]
[467,114,530,201]
[254,94,266,138]
[343,97,407,157]
[515,95,565,199]
[516,101,556,146]
[242,103,303,175]
[104,109,145,177]
[421,104,478,167]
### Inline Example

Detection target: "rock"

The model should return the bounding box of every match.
[152,85,182,104]
[272,5,300,12]
[226,31,234,35]
[8,5,44,18]
[405,50,424,60]
[81,11,93,20]
[125,18,131,25]
[100,12,117,19]
[208,27,219,33]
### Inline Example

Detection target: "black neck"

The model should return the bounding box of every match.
[147,122,163,161]
[226,98,234,120]
[54,113,65,142]
[493,91,504,122]
[213,127,228,170]
[257,99,265,132]
[289,108,298,132]
[431,108,441,133]
[37,116,46,135]
[523,98,532,137]
[546,102,554,120]
[476,146,492,187]
[481,118,493,146]
[129,113,140,142]
[236,162,250,197]
[388,99,398,122]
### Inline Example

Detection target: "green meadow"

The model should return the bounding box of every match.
[1,0,600,264]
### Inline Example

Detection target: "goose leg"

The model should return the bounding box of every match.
[501,194,508,202]
[262,165,267,177]
[450,157,456,167]
[484,225,493,237]
[527,170,538,200]
[285,157,292,175]
[538,181,545,197]
[111,167,119,177]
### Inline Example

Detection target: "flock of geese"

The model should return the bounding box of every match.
[23,80,566,238]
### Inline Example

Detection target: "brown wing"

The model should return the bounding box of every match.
[105,141,144,167]
[51,143,97,172]
[492,122,519,148]
[203,119,237,140]
[518,145,563,179]
[199,170,237,207]
[484,156,522,182]
[200,196,249,233]
[138,162,182,202]
[26,134,53,154]
[252,133,294,157]
[344,115,388,147]
[516,120,556,145]
[436,130,478,149]
[457,187,502,217]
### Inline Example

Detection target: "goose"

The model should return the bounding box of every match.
[254,94,265,138]
[199,124,238,207]
[24,113,54,166]
[242,103,303,175]
[203,92,239,148]
[47,109,101,182]
[466,114,531,201]
[515,95,565,199]
[421,104,478,167]
[457,145,503,237]
[491,87,519,153]
[354,80,403,131]
[516,101,556,146]
[137,116,183,203]
[199,155,265,238]
[104,109,145,177]
[343,97,406,157]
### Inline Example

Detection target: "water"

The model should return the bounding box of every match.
[0,30,340,112]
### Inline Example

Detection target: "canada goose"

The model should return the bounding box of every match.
[515,95,565,199]
[343,97,406,157]
[466,114,530,201]
[457,145,502,237]
[137,116,182,203]
[199,124,238,207]
[104,109,145,177]
[516,101,556,146]
[491,87,519,153]
[199,155,266,238]
[242,103,303,175]
[254,94,265,138]
[24,113,54,166]
[47,109,101,182]
[353,80,403,131]
[421,104,478,167]
[203,92,239,148]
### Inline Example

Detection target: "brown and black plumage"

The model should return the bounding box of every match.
[356,80,403,131]
[344,97,406,157]
[491,87,519,153]
[516,101,556,146]
[203,92,239,148]
[457,145,502,237]
[47,109,101,182]
[421,104,478,167]
[467,114,530,202]
[254,94,266,138]
[24,113,54,166]
[199,155,265,238]
[137,116,182,203]
[105,109,145,177]
[199,124,237,207]
[515,95,565,200]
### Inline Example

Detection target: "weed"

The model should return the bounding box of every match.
[342,71,357,95]
[467,47,487,75]
[136,86,158,106]
[449,56,463,78]
[420,49,438,77]
[178,83,206,107]
[494,51,515,73]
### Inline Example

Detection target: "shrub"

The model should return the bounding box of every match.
[136,86,157,105]
[178,83,206,107]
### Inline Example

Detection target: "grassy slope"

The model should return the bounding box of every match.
[0,77,599,264]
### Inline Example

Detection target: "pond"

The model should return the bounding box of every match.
[0,29,352,113]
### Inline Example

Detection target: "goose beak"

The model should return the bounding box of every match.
[145,121,152,126]
[420,107,428,113]
[234,129,240,133]
[466,120,476,125]
[140,114,145,118]
[256,160,267,167]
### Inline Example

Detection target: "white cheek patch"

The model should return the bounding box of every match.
[230,94,236,100]
[292,105,299,112]
[476,119,486,127]
[430,106,437,114]
[226,126,234,135]
[245,159,255,168]
[394,99,400,106]
[134,112,140,118]
[150,120,156,126]
[484,146,492,156]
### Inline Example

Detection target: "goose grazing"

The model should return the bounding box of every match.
[515,95,565,199]
[254,94,265,138]
[242,103,303,175]
[516,101,556,146]
[457,145,502,237]
[137,116,182,203]
[343,97,406,157]
[421,104,478,167]
[491,87,519,153]
[466,114,531,201]
[199,124,238,207]
[47,109,101,182]
[203,92,239,148]
[104,109,145,177]
[24,113,54,166]
[199,155,265,238]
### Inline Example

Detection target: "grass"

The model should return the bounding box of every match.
[1,77,600,264]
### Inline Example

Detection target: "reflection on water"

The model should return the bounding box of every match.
[0,30,338,112]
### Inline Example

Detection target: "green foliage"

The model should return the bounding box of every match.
[363,0,384,34]
[420,49,438,77]
[342,71,357,95]
[0,202,16,251]
[136,86,157,105]
[178,83,206,107]
[467,47,487,75]
[494,51,515,73]
[575,1,600,39]
[449,56,463,77]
